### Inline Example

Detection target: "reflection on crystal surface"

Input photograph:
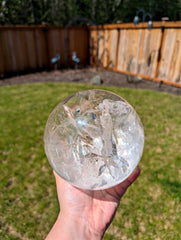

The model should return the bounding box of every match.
[44,89,144,190]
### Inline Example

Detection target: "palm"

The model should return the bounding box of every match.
[54,168,140,235]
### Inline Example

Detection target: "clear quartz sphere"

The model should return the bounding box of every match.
[44,89,144,190]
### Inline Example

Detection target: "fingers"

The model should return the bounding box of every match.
[114,167,141,197]
[127,167,141,184]
[53,167,141,200]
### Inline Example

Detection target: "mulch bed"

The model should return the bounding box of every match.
[1,67,181,96]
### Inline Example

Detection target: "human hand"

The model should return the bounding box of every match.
[45,167,140,240]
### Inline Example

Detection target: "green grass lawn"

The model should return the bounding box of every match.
[0,82,181,240]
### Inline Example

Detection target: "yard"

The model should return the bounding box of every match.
[0,70,181,239]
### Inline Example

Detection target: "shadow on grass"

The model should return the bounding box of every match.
[158,178,181,202]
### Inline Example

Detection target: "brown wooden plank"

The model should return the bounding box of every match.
[16,29,29,71]
[68,28,88,67]
[116,29,126,71]
[102,30,109,68]
[139,28,162,77]
[33,29,39,68]
[106,30,111,69]
[47,28,66,69]
[1,30,12,73]
[108,29,118,69]
[136,29,145,73]
[25,29,37,69]
[114,28,120,70]
[117,29,140,73]
[89,30,98,65]
[10,29,21,72]
[9,29,20,72]
[157,29,175,80]
[171,29,181,82]
[59,28,65,66]
[50,29,60,68]
[68,28,76,67]
[0,30,5,76]
[157,29,181,82]
[35,29,43,68]
[39,28,49,68]
[97,30,104,67]
[167,29,181,82]
[6,30,17,72]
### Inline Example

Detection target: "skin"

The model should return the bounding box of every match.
[45,167,141,240]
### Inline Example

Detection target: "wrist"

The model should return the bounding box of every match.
[58,213,103,240]
[46,213,103,240]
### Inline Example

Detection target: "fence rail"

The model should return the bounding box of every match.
[0,25,89,78]
[89,21,181,87]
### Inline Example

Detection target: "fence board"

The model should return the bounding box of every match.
[0,31,5,76]
[117,29,140,73]
[139,29,162,77]
[12,30,29,71]
[89,30,97,66]
[47,28,64,69]
[109,29,118,69]
[7,30,17,71]
[69,27,89,67]
[25,30,37,69]
[34,28,48,68]
[171,29,181,82]
[97,30,104,67]
[158,29,181,82]
[103,30,109,67]
[1,31,12,72]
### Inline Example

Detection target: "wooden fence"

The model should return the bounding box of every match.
[0,22,181,87]
[89,22,181,87]
[0,25,89,78]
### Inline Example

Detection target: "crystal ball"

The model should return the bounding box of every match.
[44,89,144,190]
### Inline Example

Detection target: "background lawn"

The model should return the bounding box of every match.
[0,82,181,240]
